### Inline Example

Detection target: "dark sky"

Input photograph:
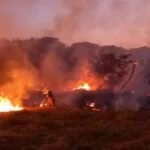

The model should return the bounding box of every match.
[0,0,150,48]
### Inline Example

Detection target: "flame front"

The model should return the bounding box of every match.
[73,83,91,91]
[0,96,23,112]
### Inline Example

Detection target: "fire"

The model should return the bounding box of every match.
[0,96,23,112]
[73,83,91,91]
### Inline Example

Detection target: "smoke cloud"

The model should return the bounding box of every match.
[0,0,150,47]
[40,42,100,91]
[0,40,40,105]
[47,0,150,48]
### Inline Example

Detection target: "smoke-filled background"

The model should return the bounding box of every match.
[1,0,150,110]
[0,0,150,48]
[0,37,131,106]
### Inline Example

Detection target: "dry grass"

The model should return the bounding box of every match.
[0,109,150,150]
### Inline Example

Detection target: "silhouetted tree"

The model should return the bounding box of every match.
[90,52,132,88]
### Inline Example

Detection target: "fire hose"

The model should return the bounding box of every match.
[120,62,138,91]
[55,101,82,111]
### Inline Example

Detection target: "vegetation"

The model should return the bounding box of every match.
[0,109,150,150]
[90,52,132,88]
[0,37,130,90]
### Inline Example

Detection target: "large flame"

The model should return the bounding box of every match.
[0,96,23,112]
[73,83,91,91]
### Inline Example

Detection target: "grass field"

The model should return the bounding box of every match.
[0,108,150,150]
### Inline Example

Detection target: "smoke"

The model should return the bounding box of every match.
[0,40,40,105]
[114,92,140,111]
[49,0,99,44]
[0,0,150,47]
[39,39,105,92]
[40,50,66,90]
[40,45,94,91]
[47,0,150,48]
[0,69,38,105]
[0,37,145,111]
[55,90,142,111]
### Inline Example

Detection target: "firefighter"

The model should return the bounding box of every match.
[47,90,55,107]
[40,88,55,108]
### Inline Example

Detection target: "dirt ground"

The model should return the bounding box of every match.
[0,108,149,150]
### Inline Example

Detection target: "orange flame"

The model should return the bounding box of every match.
[73,83,91,91]
[0,96,23,112]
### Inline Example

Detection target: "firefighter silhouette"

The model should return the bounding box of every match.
[40,88,55,108]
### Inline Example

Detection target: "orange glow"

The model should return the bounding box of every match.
[0,69,40,108]
[0,96,23,112]
[73,83,91,91]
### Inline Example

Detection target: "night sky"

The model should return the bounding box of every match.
[0,0,150,48]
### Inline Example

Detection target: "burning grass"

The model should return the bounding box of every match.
[0,96,23,112]
[0,109,150,149]
[73,83,91,91]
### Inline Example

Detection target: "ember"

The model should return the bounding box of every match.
[0,96,23,112]
[89,102,95,107]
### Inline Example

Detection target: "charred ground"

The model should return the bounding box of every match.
[0,109,150,150]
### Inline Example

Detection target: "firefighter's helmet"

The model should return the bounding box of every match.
[42,88,49,95]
